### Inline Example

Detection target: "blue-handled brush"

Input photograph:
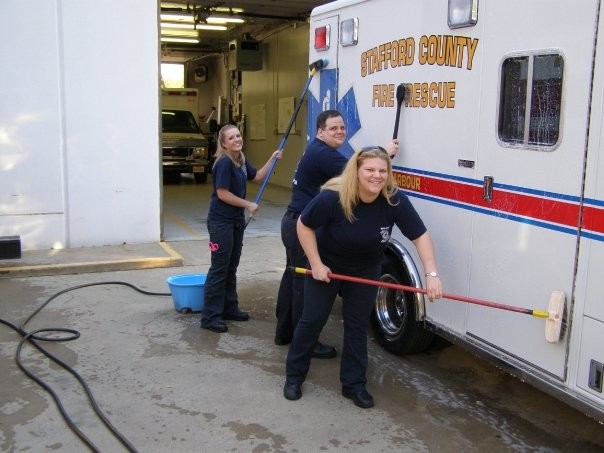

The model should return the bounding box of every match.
[246,58,329,227]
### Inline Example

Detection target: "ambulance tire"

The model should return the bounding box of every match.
[371,257,435,355]
[194,172,208,183]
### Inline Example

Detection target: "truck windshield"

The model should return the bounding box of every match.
[162,110,201,133]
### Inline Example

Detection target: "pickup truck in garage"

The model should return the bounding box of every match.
[161,88,210,183]
[161,108,209,183]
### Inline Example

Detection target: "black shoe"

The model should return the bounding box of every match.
[283,382,302,401]
[342,388,374,408]
[201,322,228,333]
[311,341,337,359]
[223,311,250,321]
[274,336,292,346]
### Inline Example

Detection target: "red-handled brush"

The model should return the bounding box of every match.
[289,266,566,343]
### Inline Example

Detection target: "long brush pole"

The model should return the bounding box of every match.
[246,59,328,227]
[290,266,549,319]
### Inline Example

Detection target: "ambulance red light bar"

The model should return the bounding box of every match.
[314,24,330,51]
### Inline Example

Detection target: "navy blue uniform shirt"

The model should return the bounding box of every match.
[300,189,427,274]
[208,156,257,223]
[287,138,348,214]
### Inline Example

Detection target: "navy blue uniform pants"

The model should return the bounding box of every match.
[201,218,244,327]
[275,211,306,342]
[285,267,379,392]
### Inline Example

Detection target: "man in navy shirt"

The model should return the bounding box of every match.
[274,110,399,358]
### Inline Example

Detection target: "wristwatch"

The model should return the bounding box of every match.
[425,271,439,278]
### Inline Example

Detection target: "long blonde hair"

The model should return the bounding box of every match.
[322,147,399,222]
[213,124,245,169]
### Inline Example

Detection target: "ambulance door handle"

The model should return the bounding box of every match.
[483,176,494,202]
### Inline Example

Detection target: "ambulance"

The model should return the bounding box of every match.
[308,0,604,421]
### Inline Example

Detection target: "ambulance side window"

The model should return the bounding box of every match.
[498,53,563,149]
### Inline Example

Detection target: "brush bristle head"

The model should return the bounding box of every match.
[545,291,566,343]
[309,58,328,71]
[396,83,408,102]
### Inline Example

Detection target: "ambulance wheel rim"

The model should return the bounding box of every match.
[374,273,407,336]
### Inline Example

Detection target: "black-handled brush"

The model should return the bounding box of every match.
[393,83,408,140]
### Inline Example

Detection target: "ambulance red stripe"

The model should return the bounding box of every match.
[394,169,604,235]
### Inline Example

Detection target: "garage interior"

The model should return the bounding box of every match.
[160,0,328,241]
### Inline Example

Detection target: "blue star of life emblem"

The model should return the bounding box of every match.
[308,68,362,158]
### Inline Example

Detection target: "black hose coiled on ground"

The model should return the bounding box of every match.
[0,281,171,452]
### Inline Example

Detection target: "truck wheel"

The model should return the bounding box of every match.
[194,173,207,183]
[371,255,434,355]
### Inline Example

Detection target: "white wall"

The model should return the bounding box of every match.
[0,0,161,250]
[242,25,311,188]
[186,56,227,125]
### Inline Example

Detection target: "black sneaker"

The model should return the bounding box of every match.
[274,336,292,346]
[311,341,337,359]
[201,322,228,333]
[342,388,374,408]
[223,311,250,321]
[283,382,302,400]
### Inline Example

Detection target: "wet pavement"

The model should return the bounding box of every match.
[1,183,604,452]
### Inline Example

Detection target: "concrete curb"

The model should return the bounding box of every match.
[0,242,184,278]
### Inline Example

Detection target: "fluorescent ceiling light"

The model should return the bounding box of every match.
[214,7,243,14]
[161,13,194,22]
[206,16,245,24]
[161,37,200,43]
[161,22,196,29]
[194,24,227,31]
[161,22,227,31]
[161,29,199,38]
[160,2,186,8]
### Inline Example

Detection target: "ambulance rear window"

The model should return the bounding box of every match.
[498,53,563,149]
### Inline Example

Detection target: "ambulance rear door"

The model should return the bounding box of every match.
[467,0,599,378]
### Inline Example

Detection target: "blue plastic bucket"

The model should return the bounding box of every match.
[167,274,207,313]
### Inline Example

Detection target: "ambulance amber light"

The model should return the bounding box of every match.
[340,18,358,47]
[448,0,478,29]
[314,25,330,51]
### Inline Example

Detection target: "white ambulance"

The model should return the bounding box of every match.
[308,0,604,421]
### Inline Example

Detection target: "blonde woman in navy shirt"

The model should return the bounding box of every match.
[283,146,442,408]
[201,124,282,333]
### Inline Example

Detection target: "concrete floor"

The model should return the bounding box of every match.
[161,174,291,241]
[1,178,604,452]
